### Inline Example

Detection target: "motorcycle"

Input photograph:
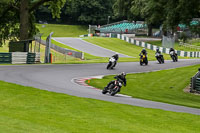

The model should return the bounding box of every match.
[170,51,178,62]
[102,79,123,96]
[140,54,148,65]
[155,53,164,64]
[107,57,116,69]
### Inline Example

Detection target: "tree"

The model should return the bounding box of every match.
[0,0,66,46]
[113,0,133,20]
[63,0,115,25]
[113,0,200,36]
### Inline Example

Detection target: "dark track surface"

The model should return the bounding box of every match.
[0,59,200,115]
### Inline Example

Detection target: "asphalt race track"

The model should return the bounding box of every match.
[0,59,200,115]
[52,37,130,57]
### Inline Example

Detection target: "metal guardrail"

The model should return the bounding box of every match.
[0,52,40,64]
[0,53,12,64]
[118,34,200,58]
[179,42,200,51]
[190,69,200,93]
[40,40,83,59]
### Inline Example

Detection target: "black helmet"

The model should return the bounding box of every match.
[121,72,126,76]
[156,48,159,52]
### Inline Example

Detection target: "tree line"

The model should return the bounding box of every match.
[0,0,199,45]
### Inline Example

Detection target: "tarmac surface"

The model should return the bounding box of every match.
[52,37,130,57]
[1,38,200,115]
[0,59,200,115]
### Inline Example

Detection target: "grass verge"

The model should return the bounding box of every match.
[51,38,137,63]
[0,80,200,133]
[37,24,88,37]
[87,64,200,108]
[83,37,190,60]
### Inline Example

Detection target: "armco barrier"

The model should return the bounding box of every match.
[190,69,200,93]
[117,34,200,58]
[0,52,40,64]
[12,52,27,64]
[40,40,83,59]
[80,33,200,57]
[0,53,12,64]
[27,53,36,64]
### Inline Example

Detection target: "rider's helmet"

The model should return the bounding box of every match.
[156,48,159,52]
[142,48,146,54]
[114,54,119,59]
[121,72,126,77]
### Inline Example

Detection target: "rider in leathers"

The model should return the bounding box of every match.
[111,54,119,67]
[155,48,163,60]
[139,48,147,56]
[105,72,126,92]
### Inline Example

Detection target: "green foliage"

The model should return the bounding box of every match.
[44,0,66,19]
[114,0,200,33]
[0,0,66,45]
[0,1,20,46]
[113,0,133,20]
[189,23,200,36]
[63,0,115,24]
[179,32,187,43]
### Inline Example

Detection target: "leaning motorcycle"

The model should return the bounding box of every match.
[102,79,123,96]
[107,57,116,69]
[170,51,178,62]
[155,53,164,64]
[140,54,148,65]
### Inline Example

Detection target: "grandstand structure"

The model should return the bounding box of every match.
[96,20,147,35]
[178,19,200,31]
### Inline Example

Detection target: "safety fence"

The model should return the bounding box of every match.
[0,52,40,64]
[117,34,200,58]
[40,40,83,59]
[179,42,200,51]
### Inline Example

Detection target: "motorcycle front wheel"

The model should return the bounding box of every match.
[102,87,108,94]
[110,87,120,96]
[107,62,112,69]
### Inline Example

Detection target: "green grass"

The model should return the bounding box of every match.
[0,41,9,52]
[189,39,200,46]
[37,24,88,37]
[88,64,200,108]
[0,80,200,132]
[83,37,191,61]
[51,38,137,63]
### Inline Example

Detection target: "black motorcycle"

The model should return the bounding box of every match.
[140,54,148,65]
[170,51,178,62]
[107,57,116,69]
[155,53,164,64]
[102,79,123,96]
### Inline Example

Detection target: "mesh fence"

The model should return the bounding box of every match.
[162,36,175,48]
